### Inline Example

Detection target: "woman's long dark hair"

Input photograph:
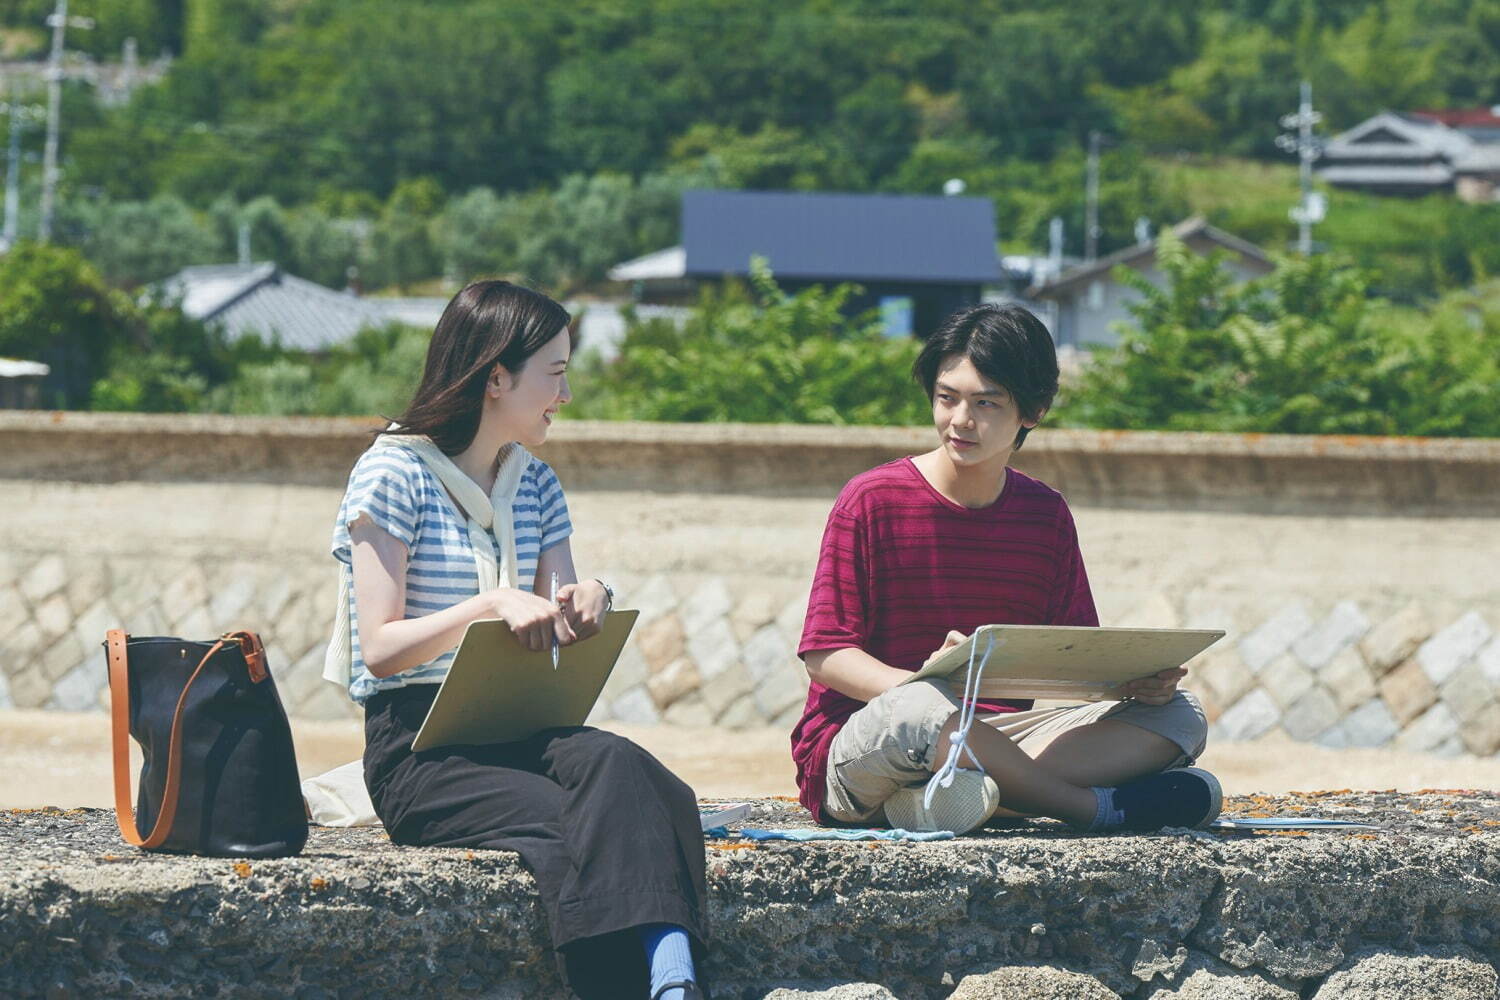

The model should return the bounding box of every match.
[384,280,572,455]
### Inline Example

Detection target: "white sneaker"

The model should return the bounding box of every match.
[882,769,999,834]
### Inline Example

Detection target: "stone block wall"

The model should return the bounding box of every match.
[3,548,1498,759]
[1197,600,1500,757]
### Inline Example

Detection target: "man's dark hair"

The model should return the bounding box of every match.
[912,303,1059,449]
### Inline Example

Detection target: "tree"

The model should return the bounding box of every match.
[364,178,444,292]
[0,242,137,406]
[569,260,929,425]
[1059,231,1500,437]
[64,194,221,286]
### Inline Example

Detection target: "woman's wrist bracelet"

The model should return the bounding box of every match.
[593,578,614,613]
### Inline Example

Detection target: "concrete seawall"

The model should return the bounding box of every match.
[4,793,1498,999]
[2,412,1498,756]
[2,411,1497,514]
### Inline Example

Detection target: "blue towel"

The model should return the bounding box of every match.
[738,827,954,842]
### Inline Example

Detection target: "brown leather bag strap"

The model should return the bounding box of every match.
[107,629,230,849]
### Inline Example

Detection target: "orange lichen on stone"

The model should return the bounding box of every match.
[232,862,252,878]
[309,877,329,891]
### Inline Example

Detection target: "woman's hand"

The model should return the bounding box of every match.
[923,630,968,668]
[1119,667,1187,706]
[557,580,608,641]
[489,588,575,653]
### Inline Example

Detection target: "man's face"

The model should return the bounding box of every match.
[930,353,1039,469]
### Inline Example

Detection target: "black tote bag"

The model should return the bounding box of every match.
[104,629,308,857]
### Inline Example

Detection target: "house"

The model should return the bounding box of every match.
[608,189,1000,337]
[160,263,393,351]
[1026,217,1274,349]
[1316,109,1500,202]
[0,358,50,409]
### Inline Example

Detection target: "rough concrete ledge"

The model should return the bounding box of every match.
[4,792,1498,999]
[2,411,1497,514]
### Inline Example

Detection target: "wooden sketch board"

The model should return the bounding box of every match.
[412,610,639,751]
[902,624,1225,701]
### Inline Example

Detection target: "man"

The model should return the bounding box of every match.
[792,303,1220,834]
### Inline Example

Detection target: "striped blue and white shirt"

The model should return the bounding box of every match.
[331,445,573,704]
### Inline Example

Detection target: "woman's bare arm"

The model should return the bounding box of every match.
[349,517,571,676]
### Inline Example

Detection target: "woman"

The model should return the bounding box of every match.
[330,280,707,1000]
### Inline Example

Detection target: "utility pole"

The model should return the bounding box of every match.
[37,0,93,243]
[1277,80,1325,255]
[2,89,42,249]
[1085,130,1101,263]
[3,97,24,248]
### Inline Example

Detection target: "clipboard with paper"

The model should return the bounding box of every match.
[411,610,639,751]
[901,624,1225,702]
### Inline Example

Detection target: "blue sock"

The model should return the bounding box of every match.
[640,923,695,1000]
[1086,786,1125,831]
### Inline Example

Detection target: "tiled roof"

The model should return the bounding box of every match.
[161,264,390,351]
[1025,217,1271,299]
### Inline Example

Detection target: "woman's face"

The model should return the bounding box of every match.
[491,328,572,448]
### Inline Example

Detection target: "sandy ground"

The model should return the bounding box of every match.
[4,709,1496,811]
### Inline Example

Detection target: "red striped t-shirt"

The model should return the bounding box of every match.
[792,457,1099,823]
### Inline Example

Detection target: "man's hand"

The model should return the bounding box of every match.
[923,630,968,668]
[1119,667,1186,706]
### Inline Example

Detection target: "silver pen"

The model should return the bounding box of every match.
[549,571,560,670]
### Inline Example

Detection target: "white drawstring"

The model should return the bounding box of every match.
[923,632,997,810]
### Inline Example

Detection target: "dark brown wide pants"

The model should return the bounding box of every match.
[363,685,708,999]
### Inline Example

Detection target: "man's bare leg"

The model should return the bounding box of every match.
[931,711,1098,827]
[991,718,1182,820]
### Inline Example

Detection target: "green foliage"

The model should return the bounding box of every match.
[1155,158,1500,302]
[24,0,1500,211]
[364,178,444,292]
[206,324,431,417]
[669,123,857,191]
[0,241,136,406]
[433,169,708,293]
[90,352,207,412]
[569,260,929,425]
[1058,231,1500,437]
[62,194,219,286]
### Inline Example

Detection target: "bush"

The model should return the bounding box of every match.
[0,242,139,407]
[63,194,221,287]
[206,324,430,416]
[1057,231,1500,437]
[569,260,929,425]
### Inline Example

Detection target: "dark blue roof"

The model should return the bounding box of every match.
[681,189,999,285]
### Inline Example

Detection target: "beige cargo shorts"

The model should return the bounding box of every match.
[824,679,1209,824]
